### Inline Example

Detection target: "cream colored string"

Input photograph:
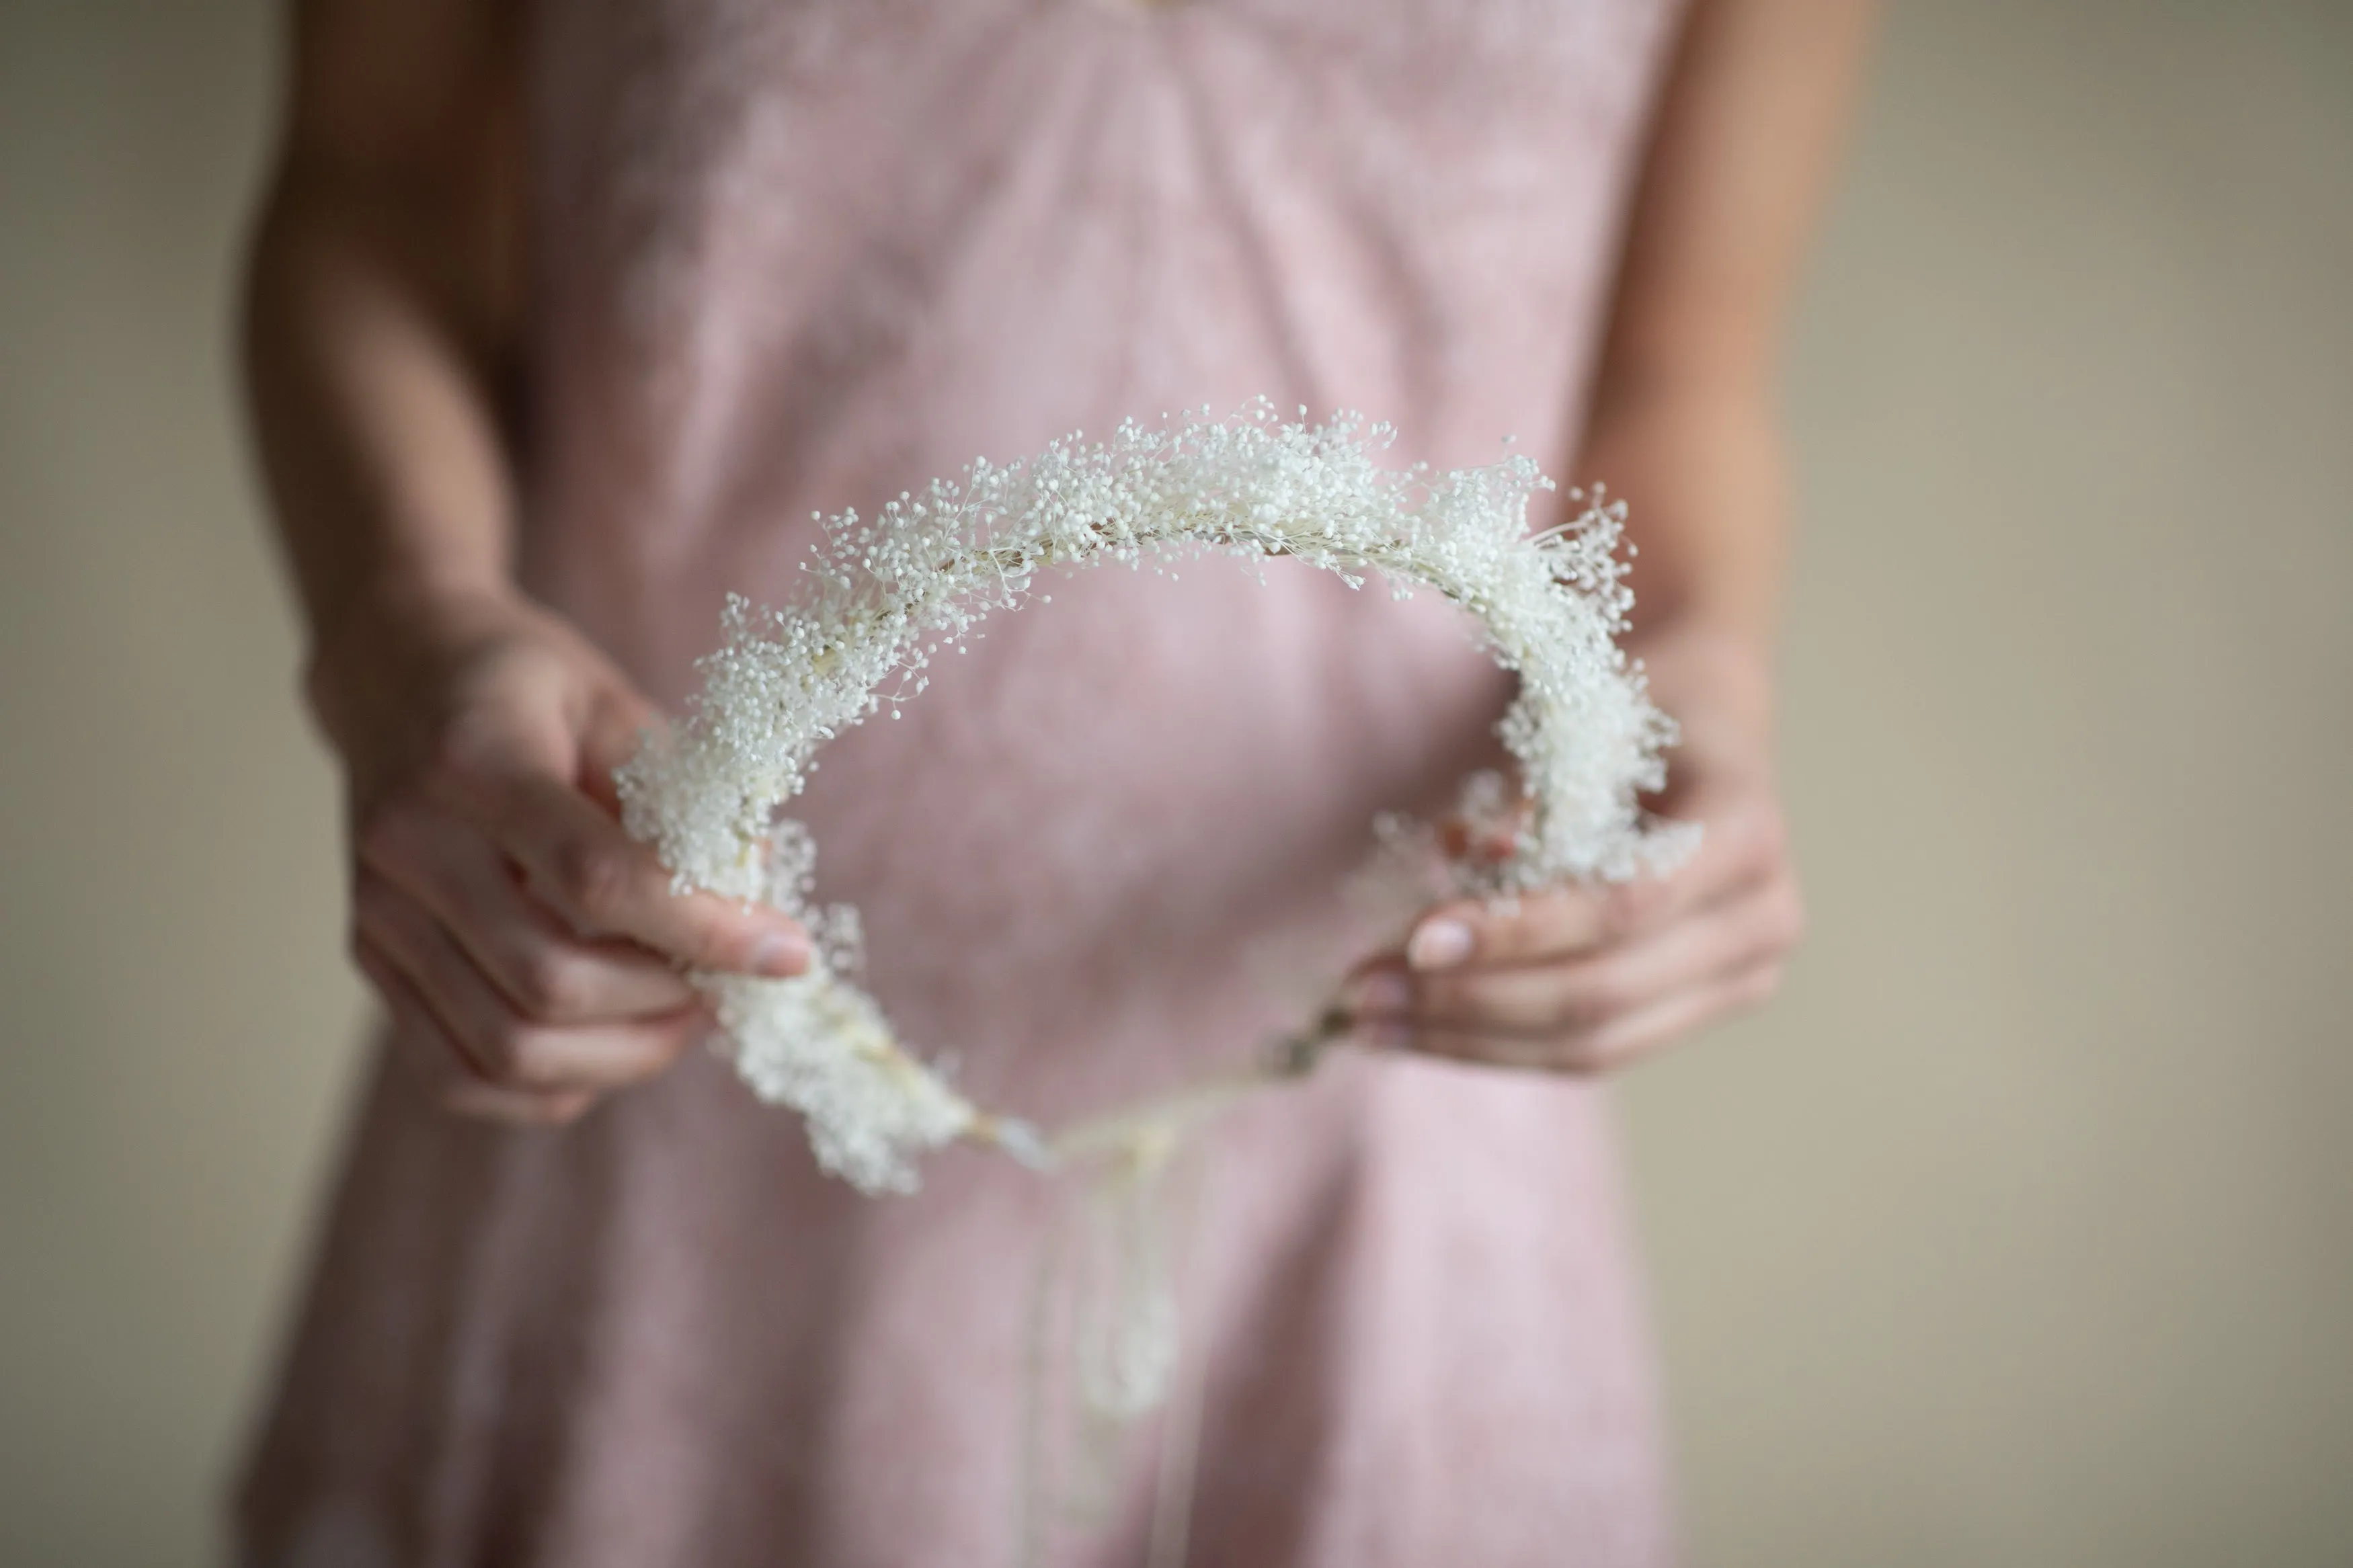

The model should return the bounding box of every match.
[1008,1009,1346,1567]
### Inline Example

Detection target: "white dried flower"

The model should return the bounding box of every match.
[617,402,1693,1193]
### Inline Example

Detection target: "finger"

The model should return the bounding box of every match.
[1355,873,1803,1038]
[360,806,699,1022]
[1369,958,1785,1077]
[471,770,810,978]
[352,936,594,1125]
[444,1077,597,1124]
[356,869,709,1094]
[577,685,659,818]
[1573,957,1788,1072]
[1365,1020,1570,1073]
[1402,797,1786,972]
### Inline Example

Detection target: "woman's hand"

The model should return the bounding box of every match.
[1343,624,1802,1073]
[311,585,811,1124]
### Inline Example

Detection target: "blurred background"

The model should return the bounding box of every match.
[3,0,2348,1563]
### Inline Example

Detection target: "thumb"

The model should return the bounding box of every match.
[577,688,662,818]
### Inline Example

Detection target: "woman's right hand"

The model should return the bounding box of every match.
[307,584,811,1124]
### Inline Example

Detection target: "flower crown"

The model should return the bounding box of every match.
[617,403,1693,1193]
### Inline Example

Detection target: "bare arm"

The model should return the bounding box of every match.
[1585,0,1877,644]
[247,0,808,1123]
[1348,0,1876,1070]
[245,0,522,655]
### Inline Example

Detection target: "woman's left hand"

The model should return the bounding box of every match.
[1342,624,1804,1074]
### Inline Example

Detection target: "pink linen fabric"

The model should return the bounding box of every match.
[237,1,1688,1563]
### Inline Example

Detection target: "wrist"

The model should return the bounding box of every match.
[1629,611,1777,675]
[301,570,523,744]
[1627,614,1780,754]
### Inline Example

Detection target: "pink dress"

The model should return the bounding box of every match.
[239,1,1687,1563]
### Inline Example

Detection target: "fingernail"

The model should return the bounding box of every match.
[1343,971,1413,1017]
[1355,1018,1412,1050]
[751,931,808,977]
[1407,919,1475,971]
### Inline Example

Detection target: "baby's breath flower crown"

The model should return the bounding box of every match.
[616,403,1695,1194]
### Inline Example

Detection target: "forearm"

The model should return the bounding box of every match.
[1565,0,1872,666]
[243,173,518,675]
[1576,372,1789,655]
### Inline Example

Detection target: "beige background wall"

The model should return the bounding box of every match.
[3,1,2348,1563]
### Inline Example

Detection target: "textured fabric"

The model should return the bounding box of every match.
[238,1,1686,1563]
